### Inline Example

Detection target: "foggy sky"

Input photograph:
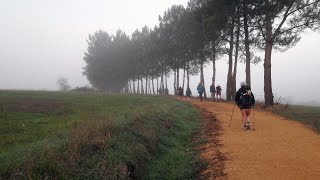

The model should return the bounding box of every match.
[1,0,320,105]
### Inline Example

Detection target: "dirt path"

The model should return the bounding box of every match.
[191,100,320,180]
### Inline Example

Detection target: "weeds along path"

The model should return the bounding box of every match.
[190,100,320,180]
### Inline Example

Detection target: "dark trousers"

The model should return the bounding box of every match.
[199,93,203,101]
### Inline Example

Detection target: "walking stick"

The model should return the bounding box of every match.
[252,103,255,130]
[229,103,236,127]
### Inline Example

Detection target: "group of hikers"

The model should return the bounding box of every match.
[177,80,255,130]
[177,82,222,102]
[158,88,169,95]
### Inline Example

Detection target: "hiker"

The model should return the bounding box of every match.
[165,88,169,95]
[186,87,192,100]
[235,81,255,130]
[197,83,205,102]
[178,86,183,99]
[210,83,216,101]
[216,85,222,101]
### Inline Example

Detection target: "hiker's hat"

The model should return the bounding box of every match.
[240,81,247,87]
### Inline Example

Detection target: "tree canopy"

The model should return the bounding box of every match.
[83,0,320,106]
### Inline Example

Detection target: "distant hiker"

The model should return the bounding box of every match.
[178,86,183,99]
[210,83,216,101]
[165,88,169,95]
[197,83,205,102]
[216,85,222,101]
[186,87,192,100]
[235,81,255,130]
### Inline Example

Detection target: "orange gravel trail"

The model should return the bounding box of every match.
[191,100,320,180]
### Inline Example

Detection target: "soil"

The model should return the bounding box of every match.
[191,100,320,180]
[194,104,226,179]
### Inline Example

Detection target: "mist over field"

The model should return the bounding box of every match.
[1,1,320,179]
[0,0,320,106]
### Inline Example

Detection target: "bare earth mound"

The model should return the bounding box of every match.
[194,105,226,179]
[191,100,320,180]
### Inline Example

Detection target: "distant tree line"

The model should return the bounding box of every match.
[83,0,320,107]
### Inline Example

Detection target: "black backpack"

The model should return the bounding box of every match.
[240,88,254,106]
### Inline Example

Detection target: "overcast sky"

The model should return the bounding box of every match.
[0,0,320,105]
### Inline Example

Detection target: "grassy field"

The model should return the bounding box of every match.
[267,104,320,133]
[0,90,202,179]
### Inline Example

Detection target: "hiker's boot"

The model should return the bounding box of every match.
[246,122,251,130]
[243,125,247,131]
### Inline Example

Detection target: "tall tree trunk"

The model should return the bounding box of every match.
[157,77,159,94]
[165,73,168,90]
[127,83,129,93]
[141,77,144,94]
[264,15,274,107]
[176,68,180,96]
[145,77,148,94]
[203,71,207,99]
[161,71,164,90]
[128,80,132,94]
[212,43,216,85]
[187,62,190,89]
[182,66,186,93]
[137,79,140,94]
[149,78,151,94]
[149,78,152,94]
[232,14,240,100]
[152,77,155,95]
[133,80,136,94]
[227,17,235,101]
[243,0,251,87]
[173,69,176,95]
[200,62,204,85]
[200,61,207,99]
[199,51,207,99]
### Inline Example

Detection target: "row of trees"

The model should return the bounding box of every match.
[83,0,320,107]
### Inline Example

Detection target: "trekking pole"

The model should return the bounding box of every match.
[229,103,236,127]
[252,103,255,130]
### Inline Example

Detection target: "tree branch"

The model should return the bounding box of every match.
[257,19,267,42]
[273,0,320,38]
[287,0,320,17]
[272,2,294,39]
[275,23,308,37]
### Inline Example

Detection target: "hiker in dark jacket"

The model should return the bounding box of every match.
[186,87,192,100]
[235,81,255,130]
[178,86,183,99]
[216,85,222,101]
[210,83,216,101]
[197,83,205,102]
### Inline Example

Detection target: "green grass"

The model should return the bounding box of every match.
[0,90,201,179]
[271,104,320,133]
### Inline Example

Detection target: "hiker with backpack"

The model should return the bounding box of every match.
[216,85,222,101]
[235,81,255,130]
[197,83,205,102]
[178,86,183,99]
[210,83,216,102]
[186,87,192,100]
[165,88,169,95]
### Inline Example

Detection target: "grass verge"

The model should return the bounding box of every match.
[255,102,320,133]
[0,91,201,179]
